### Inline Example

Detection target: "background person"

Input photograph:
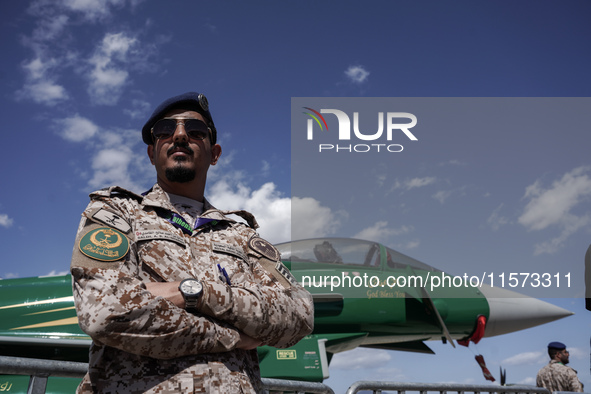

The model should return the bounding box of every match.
[536,341,583,392]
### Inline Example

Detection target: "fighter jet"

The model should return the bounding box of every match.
[0,237,572,388]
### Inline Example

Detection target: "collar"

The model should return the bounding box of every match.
[141,184,214,210]
[141,184,258,229]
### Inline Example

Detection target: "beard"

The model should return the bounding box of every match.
[165,164,196,183]
[164,142,196,183]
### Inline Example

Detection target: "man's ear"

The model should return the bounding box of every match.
[147,144,155,165]
[211,144,222,165]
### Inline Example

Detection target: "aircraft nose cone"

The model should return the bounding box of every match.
[479,285,573,337]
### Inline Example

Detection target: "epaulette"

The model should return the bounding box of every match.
[220,209,259,229]
[89,186,143,202]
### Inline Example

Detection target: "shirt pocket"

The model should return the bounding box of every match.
[136,230,193,281]
[207,241,253,285]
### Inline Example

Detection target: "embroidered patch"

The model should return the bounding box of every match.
[79,227,129,262]
[135,230,185,246]
[249,237,280,261]
[275,262,298,286]
[92,208,131,233]
[213,243,247,262]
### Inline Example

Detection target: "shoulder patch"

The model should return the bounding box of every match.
[92,208,131,233]
[249,237,280,261]
[79,227,129,262]
[222,209,259,229]
[90,186,143,201]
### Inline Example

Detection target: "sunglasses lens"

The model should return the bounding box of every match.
[184,119,209,140]
[152,119,177,139]
[152,119,209,140]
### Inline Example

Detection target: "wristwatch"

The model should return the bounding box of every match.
[178,278,203,311]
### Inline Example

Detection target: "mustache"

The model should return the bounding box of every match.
[167,142,194,156]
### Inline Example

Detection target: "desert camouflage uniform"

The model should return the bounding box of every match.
[70,184,314,393]
[536,360,584,392]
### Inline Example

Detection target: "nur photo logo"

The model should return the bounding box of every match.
[302,107,418,153]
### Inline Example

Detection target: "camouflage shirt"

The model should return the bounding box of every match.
[536,360,584,392]
[70,184,314,393]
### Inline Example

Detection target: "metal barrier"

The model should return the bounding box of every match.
[345,381,552,394]
[261,377,334,393]
[7,356,587,394]
[0,356,335,394]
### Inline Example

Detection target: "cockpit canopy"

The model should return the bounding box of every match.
[275,238,438,272]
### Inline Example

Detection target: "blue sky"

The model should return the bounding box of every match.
[1,1,590,392]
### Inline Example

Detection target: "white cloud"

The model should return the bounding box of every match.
[519,167,591,230]
[354,221,413,244]
[399,239,420,249]
[56,118,151,191]
[439,159,466,167]
[0,214,14,228]
[124,99,152,120]
[89,147,134,187]
[345,65,370,84]
[23,57,53,79]
[387,177,435,195]
[88,32,138,105]
[20,1,155,107]
[21,81,68,105]
[291,197,342,240]
[17,6,71,106]
[330,348,391,370]
[31,14,69,41]
[405,177,436,190]
[27,0,121,21]
[42,270,70,277]
[501,351,545,366]
[61,0,127,21]
[87,139,151,192]
[204,23,218,34]
[56,115,99,142]
[261,160,271,176]
[518,166,591,254]
[209,170,344,244]
[432,186,467,204]
[532,214,590,255]
[567,347,585,360]
[17,57,68,105]
[518,377,536,385]
[433,190,453,204]
[487,203,510,231]
[209,179,292,244]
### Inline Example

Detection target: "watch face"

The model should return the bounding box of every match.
[180,279,202,296]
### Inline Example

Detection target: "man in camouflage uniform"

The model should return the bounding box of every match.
[536,341,583,392]
[71,92,314,393]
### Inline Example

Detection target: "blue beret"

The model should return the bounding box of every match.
[142,92,217,145]
[548,341,566,349]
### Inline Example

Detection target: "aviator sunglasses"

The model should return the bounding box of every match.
[151,118,211,141]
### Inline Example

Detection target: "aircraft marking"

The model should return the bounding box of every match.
[0,296,74,310]
[24,306,76,316]
[10,317,79,331]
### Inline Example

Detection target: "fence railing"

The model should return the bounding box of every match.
[4,356,587,394]
[345,380,553,394]
[0,356,334,394]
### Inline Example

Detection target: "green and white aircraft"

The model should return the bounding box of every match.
[0,237,572,392]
